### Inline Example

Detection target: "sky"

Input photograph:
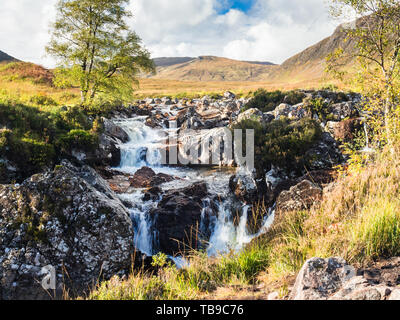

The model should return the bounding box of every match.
[0,0,346,68]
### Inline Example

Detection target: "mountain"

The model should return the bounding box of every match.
[147,19,361,83]
[149,56,277,81]
[0,50,17,63]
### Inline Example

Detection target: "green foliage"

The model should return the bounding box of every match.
[304,97,331,120]
[243,89,306,113]
[29,93,58,106]
[244,89,285,112]
[233,118,323,173]
[151,253,169,268]
[47,0,155,106]
[58,129,98,152]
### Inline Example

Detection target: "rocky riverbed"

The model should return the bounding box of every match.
[0,89,374,300]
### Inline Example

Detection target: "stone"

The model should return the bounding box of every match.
[276,180,322,213]
[237,108,264,123]
[0,160,134,300]
[129,167,175,188]
[224,91,236,100]
[290,257,356,300]
[150,183,215,255]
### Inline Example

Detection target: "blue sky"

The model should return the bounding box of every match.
[218,0,256,14]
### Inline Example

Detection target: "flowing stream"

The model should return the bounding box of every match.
[113,114,274,259]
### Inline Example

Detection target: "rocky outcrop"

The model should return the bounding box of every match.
[291,257,400,300]
[276,180,323,213]
[150,183,215,255]
[0,160,134,300]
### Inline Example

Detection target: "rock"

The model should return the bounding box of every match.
[129,167,175,188]
[0,160,134,300]
[329,102,359,121]
[237,108,264,123]
[306,133,344,170]
[290,257,356,300]
[267,292,280,300]
[102,118,129,143]
[150,183,214,255]
[388,289,400,300]
[274,103,293,119]
[276,180,322,213]
[326,119,362,142]
[329,276,390,300]
[224,91,236,100]
[229,169,267,204]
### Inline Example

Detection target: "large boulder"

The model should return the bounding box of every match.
[0,160,134,300]
[150,183,215,255]
[290,257,356,300]
[276,180,323,213]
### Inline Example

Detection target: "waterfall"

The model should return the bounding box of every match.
[120,191,158,256]
[115,117,165,170]
[113,115,275,262]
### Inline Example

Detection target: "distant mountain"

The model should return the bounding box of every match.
[153,57,196,67]
[0,50,17,63]
[147,18,365,83]
[149,56,277,81]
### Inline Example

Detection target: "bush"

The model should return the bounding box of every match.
[244,89,285,113]
[232,118,323,173]
[29,93,58,106]
[283,91,306,105]
[58,129,98,152]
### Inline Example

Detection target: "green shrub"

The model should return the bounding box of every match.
[244,89,285,112]
[29,93,58,106]
[58,129,98,152]
[304,97,331,120]
[233,118,323,173]
[284,91,306,105]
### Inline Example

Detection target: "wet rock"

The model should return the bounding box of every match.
[150,183,214,255]
[290,257,356,300]
[229,169,268,204]
[276,180,322,213]
[129,167,175,188]
[0,160,134,300]
[102,118,129,143]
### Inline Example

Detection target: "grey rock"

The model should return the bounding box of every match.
[0,161,134,300]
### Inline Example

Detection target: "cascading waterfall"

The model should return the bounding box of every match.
[113,115,275,260]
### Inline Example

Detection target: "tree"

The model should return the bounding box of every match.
[327,0,400,147]
[47,0,155,106]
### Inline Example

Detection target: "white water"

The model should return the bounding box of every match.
[114,114,275,259]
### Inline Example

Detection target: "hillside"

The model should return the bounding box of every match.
[147,20,360,83]
[0,50,17,63]
[265,23,358,82]
[149,56,277,81]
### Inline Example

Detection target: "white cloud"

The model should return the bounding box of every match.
[0,0,342,67]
